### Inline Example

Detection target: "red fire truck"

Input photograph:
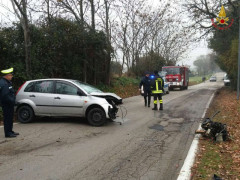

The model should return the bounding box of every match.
[162,66,189,90]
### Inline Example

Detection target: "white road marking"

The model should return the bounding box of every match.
[176,92,215,180]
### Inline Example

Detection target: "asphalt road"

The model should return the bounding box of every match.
[0,73,225,180]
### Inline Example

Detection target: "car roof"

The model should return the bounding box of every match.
[26,78,77,83]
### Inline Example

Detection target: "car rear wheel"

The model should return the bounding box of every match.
[17,105,34,123]
[87,108,106,126]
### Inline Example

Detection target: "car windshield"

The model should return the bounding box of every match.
[162,68,180,75]
[224,75,229,80]
[72,80,103,94]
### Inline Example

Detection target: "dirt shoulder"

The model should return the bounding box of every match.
[191,87,240,180]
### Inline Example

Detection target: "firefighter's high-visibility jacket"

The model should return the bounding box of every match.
[151,75,164,94]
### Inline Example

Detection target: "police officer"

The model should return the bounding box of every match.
[139,71,151,107]
[0,67,19,138]
[151,70,164,110]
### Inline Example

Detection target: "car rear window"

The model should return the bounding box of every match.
[24,81,54,93]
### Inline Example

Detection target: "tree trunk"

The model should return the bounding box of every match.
[45,0,51,25]
[11,0,31,78]
[89,0,96,84]
[104,0,111,85]
[23,23,31,77]
[80,0,87,83]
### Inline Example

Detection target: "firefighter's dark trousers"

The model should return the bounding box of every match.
[2,105,14,136]
[144,90,151,106]
[153,93,163,110]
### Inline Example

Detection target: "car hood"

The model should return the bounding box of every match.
[90,92,122,105]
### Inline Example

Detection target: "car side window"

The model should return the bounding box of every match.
[56,82,78,95]
[34,81,54,93]
[25,81,54,93]
[24,82,35,92]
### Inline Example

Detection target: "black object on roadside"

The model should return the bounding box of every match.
[201,111,229,141]
[202,76,206,82]
[212,174,222,180]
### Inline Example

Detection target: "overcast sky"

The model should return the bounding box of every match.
[179,39,213,69]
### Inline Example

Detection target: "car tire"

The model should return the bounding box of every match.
[17,105,34,123]
[87,108,106,126]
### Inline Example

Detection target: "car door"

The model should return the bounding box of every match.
[53,81,85,116]
[24,80,55,115]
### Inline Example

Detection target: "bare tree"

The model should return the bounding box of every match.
[184,0,239,37]
[56,0,91,28]
[56,0,92,82]
[11,0,32,77]
[111,0,152,72]
[101,0,112,84]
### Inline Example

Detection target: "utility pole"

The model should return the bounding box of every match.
[238,4,240,100]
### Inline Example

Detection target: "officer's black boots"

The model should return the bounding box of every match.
[152,104,157,110]
[12,131,19,136]
[159,104,163,110]
[5,133,16,138]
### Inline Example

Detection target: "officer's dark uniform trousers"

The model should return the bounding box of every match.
[139,76,151,106]
[2,105,14,136]
[0,78,15,136]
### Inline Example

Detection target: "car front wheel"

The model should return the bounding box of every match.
[87,108,106,126]
[17,105,34,123]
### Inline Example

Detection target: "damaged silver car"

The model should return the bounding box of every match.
[15,79,122,126]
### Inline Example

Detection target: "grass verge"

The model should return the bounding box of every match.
[191,87,240,180]
[189,75,211,86]
[97,77,140,99]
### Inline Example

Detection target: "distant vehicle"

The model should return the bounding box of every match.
[162,66,189,90]
[15,79,122,126]
[210,76,217,82]
[223,74,230,86]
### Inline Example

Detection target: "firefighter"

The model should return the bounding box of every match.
[151,70,164,110]
[0,67,19,138]
[139,71,151,107]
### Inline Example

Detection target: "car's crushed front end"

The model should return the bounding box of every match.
[90,92,122,119]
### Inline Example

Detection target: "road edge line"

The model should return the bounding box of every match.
[177,92,215,180]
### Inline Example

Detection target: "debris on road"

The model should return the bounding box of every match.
[212,174,222,180]
[195,111,229,142]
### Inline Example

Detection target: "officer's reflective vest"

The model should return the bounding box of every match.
[151,76,163,94]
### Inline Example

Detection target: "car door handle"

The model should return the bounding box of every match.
[29,95,36,97]
[54,97,61,99]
